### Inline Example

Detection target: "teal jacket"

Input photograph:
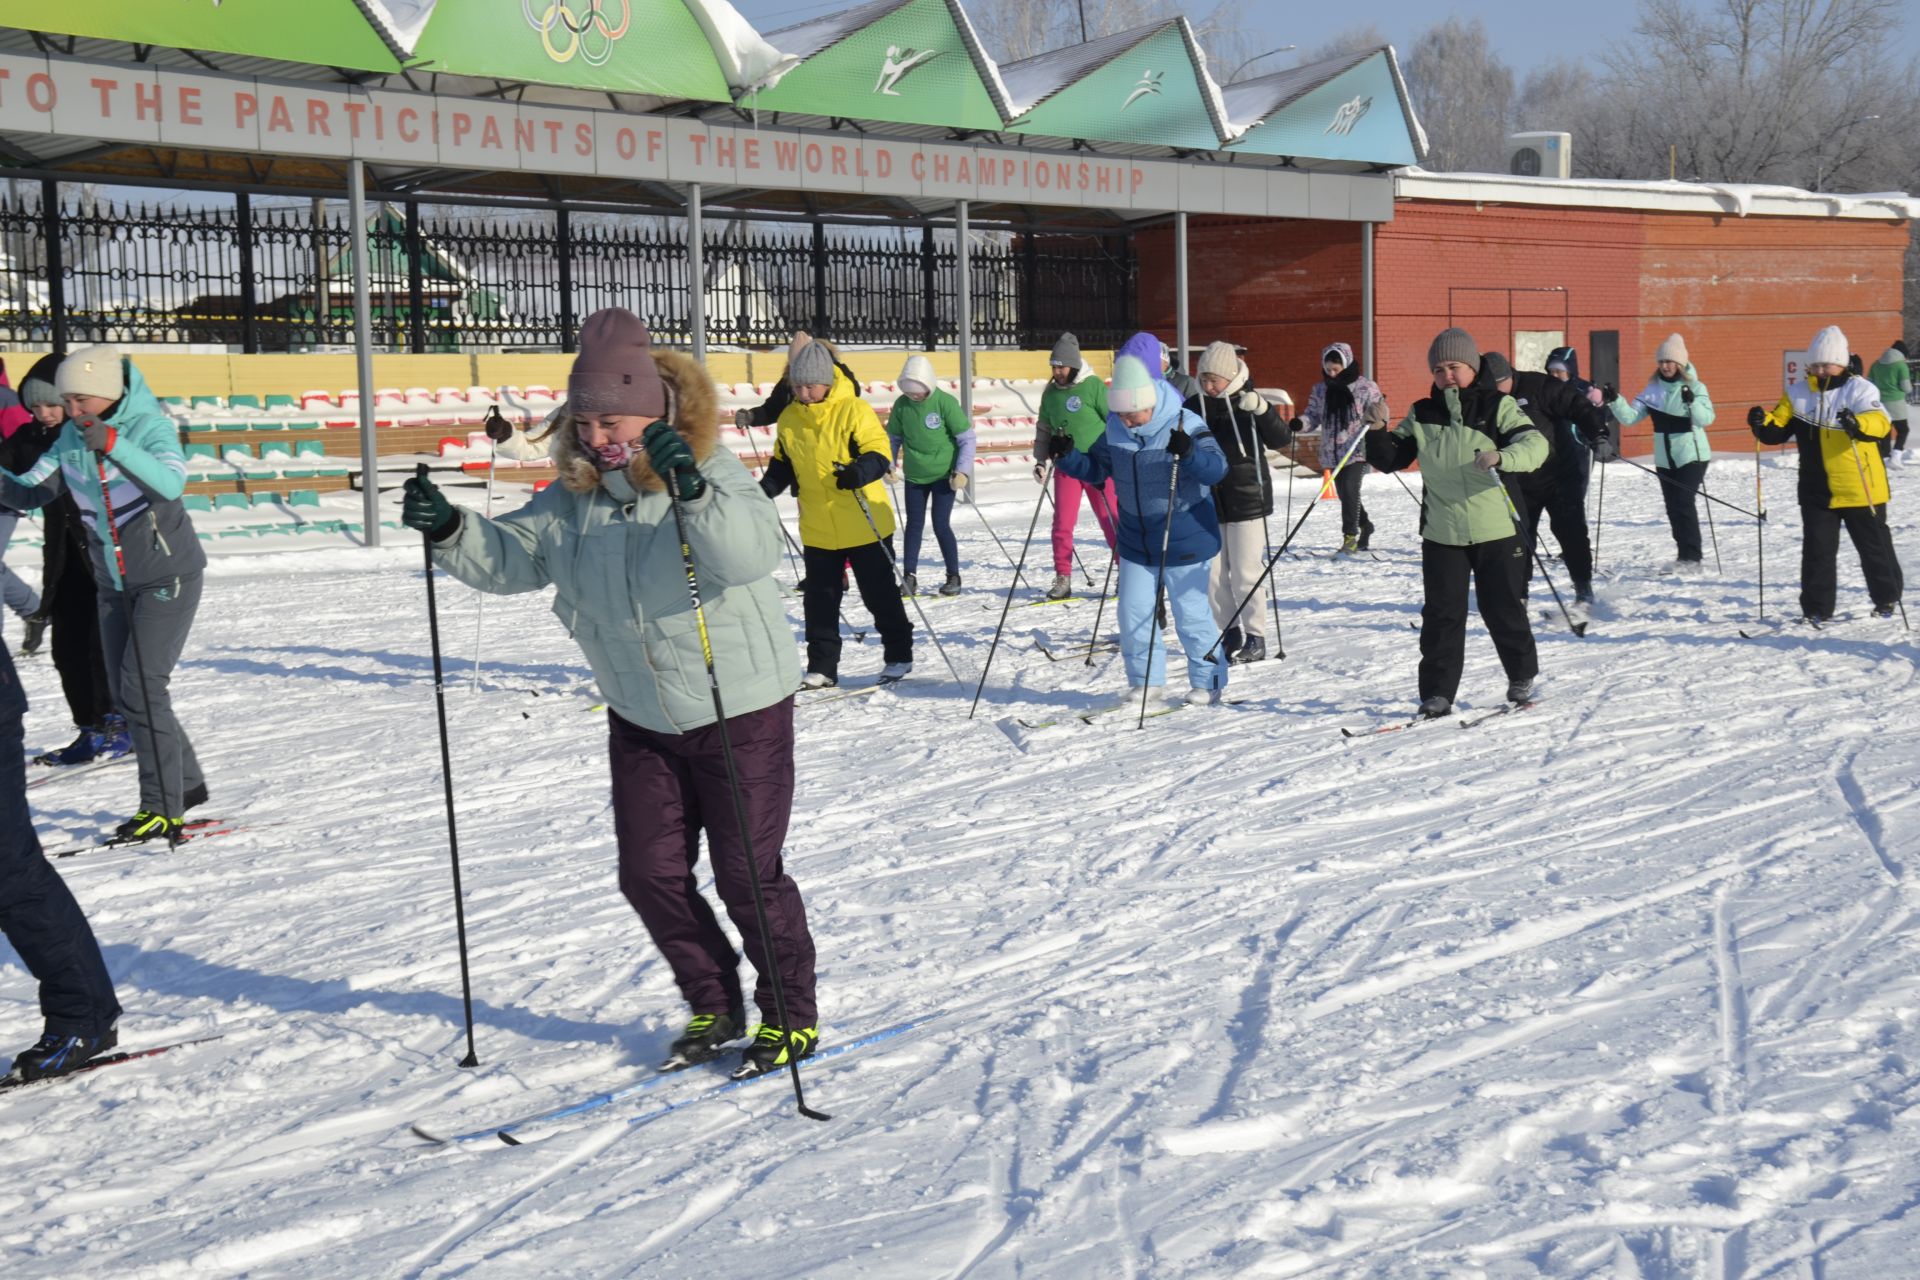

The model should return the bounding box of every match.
[0,356,204,591]
[430,353,799,734]
[1611,367,1714,468]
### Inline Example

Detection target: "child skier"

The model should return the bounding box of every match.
[1367,329,1547,718]
[885,355,973,597]
[759,340,913,687]
[1032,332,1115,600]
[1748,324,1904,621]
[401,308,821,1078]
[1185,340,1291,664]
[1296,342,1388,553]
[1050,352,1230,705]
[1606,333,1715,567]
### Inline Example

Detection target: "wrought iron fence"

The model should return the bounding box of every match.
[0,186,1136,353]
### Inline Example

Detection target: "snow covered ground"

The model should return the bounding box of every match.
[5,451,1920,1278]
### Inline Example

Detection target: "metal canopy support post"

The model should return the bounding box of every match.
[236,191,257,354]
[406,199,426,354]
[1174,210,1190,377]
[40,177,64,352]
[556,207,575,353]
[688,182,706,361]
[349,159,380,548]
[1361,221,1376,377]
[920,224,936,351]
[956,199,972,424]
[811,220,828,337]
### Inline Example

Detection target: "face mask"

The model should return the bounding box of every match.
[585,438,639,472]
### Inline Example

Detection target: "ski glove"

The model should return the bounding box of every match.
[482,406,513,444]
[734,408,751,431]
[76,415,116,454]
[1602,384,1618,403]
[950,471,969,492]
[832,463,863,490]
[1048,433,1076,460]
[1746,405,1767,430]
[1590,430,1619,463]
[1235,390,1267,414]
[1166,428,1194,459]
[1837,408,1867,441]
[1680,385,1695,406]
[642,421,706,500]
[401,474,459,541]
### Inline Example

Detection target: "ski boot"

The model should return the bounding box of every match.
[96,714,132,759]
[939,571,962,597]
[1417,696,1452,720]
[1356,516,1375,551]
[1573,580,1594,606]
[880,661,912,683]
[1340,534,1360,555]
[1233,634,1266,664]
[659,1008,745,1072]
[900,572,918,598]
[18,613,47,656]
[1872,603,1897,619]
[110,811,183,846]
[1507,677,1536,705]
[1184,687,1221,707]
[9,1026,118,1082]
[733,1024,819,1080]
[1045,573,1072,601]
[800,671,837,690]
[1220,625,1243,662]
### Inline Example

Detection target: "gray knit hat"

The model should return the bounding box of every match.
[567,309,666,417]
[1049,332,1081,369]
[1479,351,1514,383]
[20,351,63,408]
[790,340,836,388]
[1427,328,1480,375]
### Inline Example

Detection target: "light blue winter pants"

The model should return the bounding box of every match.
[1115,556,1229,691]
[0,513,40,620]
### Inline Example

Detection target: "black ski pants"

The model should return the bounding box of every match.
[1418,536,1538,704]
[1658,460,1709,562]
[48,557,113,730]
[800,541,913,679]
[0,647,120,1040]
[1800,504,1904,619]
[1334,466,1370,538]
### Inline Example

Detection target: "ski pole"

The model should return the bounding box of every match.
[1614,453,1765,520]
[1083,551,1118,666]
[1258,501,1284,661]
[1139,454,1181,730]
[663,479,828,1123]
[1495,470,1587,637]
[413,464,481,1069]
[970,462,1053,718]
[91,450,175,848]
[1235,397,1285,659]
[850,484,966,685]
[1204,423,1369,662]
[1593,442,1608,575]
[470,407,508,693]
[968,482,1039,592]
[1754,438,1766,621]
[1700,469,1722,574]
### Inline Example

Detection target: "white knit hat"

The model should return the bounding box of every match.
[1807,325,1849,368]
[1196,341,1239,380]
[1654,333,1689,366]
[1108,355,1158,415]
[56,345,125,400]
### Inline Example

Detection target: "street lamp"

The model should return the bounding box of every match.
[1227,46,1297,83]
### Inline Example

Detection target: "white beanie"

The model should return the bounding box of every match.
[1108,355,1158,415]
[1654,333,1689,367]
[1196,341,1239,380]
[1807,325,1849,368]
[57,345,125,401]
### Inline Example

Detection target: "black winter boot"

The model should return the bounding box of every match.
[660,1007,746,1072]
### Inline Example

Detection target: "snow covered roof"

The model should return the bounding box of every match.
[1395,170,1919,221]
[999,22,1166,117]
[1000,18,1231,150]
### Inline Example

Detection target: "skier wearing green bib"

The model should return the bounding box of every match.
[885,355,974,597]
[1032,332,1117,599]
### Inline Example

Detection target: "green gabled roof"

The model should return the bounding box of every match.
[0,0,403,72]
[1003,20,1227,151]
[1224,49,1426,167]
[746,0,1008,131]
[407,0,732,103]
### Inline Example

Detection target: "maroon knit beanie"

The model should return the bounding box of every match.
[568,309,667,417]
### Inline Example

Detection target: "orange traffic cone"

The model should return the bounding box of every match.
[1318,469,1335,500]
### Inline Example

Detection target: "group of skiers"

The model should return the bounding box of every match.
[4,308,1910,1088]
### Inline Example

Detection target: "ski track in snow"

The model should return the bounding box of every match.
[5,457,1920,1277]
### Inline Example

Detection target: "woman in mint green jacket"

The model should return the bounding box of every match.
[1607,332,1715,564]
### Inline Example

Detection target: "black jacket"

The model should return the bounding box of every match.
[1499,371,1614,496]
[1183,391,1291,522]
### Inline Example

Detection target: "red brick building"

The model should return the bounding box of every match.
[1137,172,1912,455]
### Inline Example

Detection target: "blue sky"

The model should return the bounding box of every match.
[724,0,1920,82]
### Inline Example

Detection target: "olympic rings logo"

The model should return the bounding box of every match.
[523,1,630,68]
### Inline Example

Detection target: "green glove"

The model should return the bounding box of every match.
[402,474,458,540]
[643,421,706,501]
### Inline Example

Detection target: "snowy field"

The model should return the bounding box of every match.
[6,451,1920,1278]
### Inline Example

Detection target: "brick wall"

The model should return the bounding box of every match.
[1137,198,1908,458]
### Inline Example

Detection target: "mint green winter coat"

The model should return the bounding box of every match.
[1611,366,1715,468]
[1367,384,1546,546]
[429,352,799,734]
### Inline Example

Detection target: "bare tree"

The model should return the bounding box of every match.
[968,0,1249,82]
[1293,23,1391,67]
[1401,18,1515,172]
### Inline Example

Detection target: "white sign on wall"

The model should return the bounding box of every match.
[1784,349,1810,392]
[0,51,1395,222]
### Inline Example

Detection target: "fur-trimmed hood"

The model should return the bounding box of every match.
[548,348,719,495]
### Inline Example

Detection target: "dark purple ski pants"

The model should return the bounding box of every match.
[608,697,817,1027]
